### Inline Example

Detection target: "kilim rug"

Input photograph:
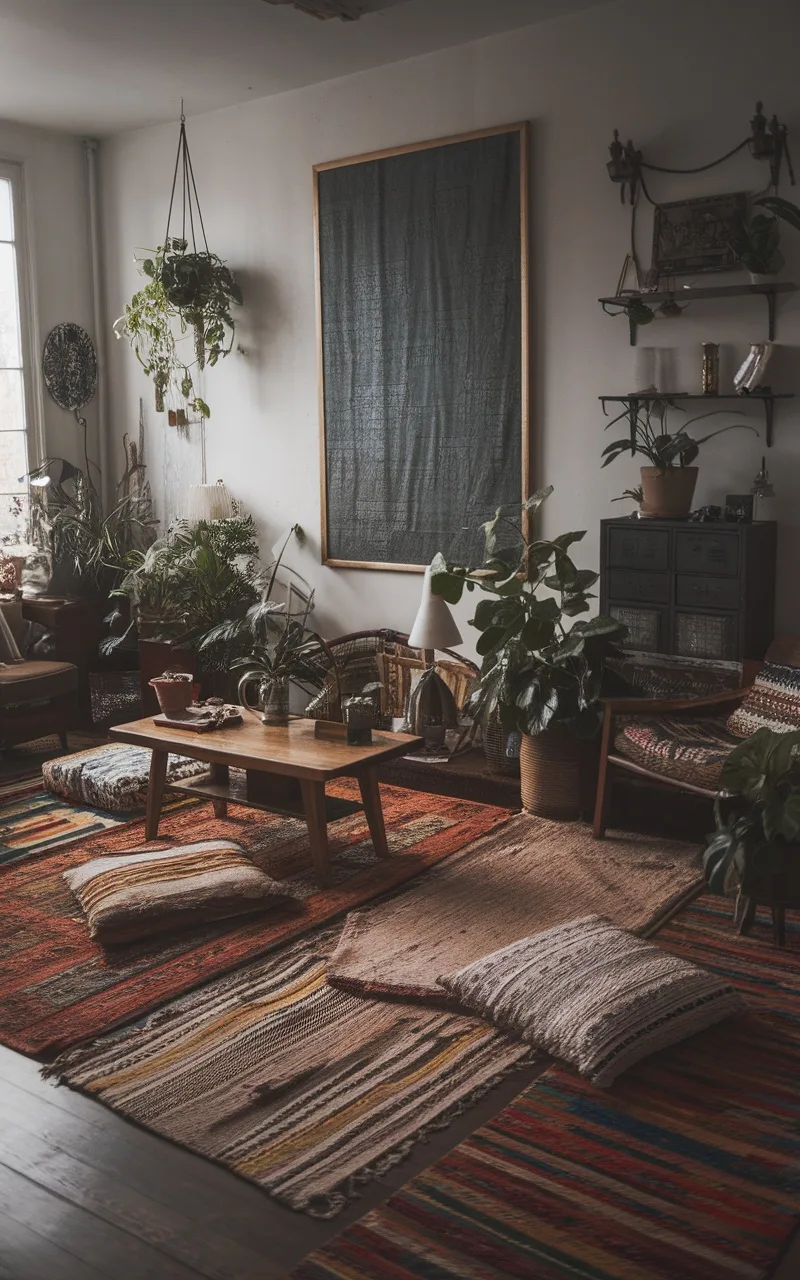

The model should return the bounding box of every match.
[328,814,704,1000]
[291,898,800,1279]
[47,929,532,1218]
[0,781,508,1057]
[0,767,193,868]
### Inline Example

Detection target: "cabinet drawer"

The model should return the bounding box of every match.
[675,575,740,610]
[608,569,671,604]
[675,530,739,577]
[674,611,738,660]
[609,604,667,654]
[608,526,669,571]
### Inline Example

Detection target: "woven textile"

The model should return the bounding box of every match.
[727,660,800,737]
[64,840,296,944]
[327,815,703,1001]
[609,653,743,701]
[43,742,209,812]
[0,781,508,1057]
[292,897,800,1280]
[613,714,740,788]
[0,770,126,867]
[440,914,743,1086]
[47,930,531,1218]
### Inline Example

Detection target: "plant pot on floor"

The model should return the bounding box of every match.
[519,725,598,821]
[640,466,698,519]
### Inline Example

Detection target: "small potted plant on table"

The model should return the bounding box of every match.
[430,487,626,819]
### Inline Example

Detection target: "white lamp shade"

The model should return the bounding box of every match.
[185,480,233,523]
[408,566,462,650]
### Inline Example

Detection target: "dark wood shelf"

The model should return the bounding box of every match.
[599,281,797,344]
[168,773,362,823]
[599,392,796,448]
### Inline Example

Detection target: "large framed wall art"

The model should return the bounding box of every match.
[314,122,530,571]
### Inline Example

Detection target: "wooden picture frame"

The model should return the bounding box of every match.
[314,122,531,572]
[651,191,748,277]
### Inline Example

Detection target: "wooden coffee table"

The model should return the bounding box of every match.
[109,715,423,888]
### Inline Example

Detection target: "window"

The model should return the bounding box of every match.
[0,162,34,547]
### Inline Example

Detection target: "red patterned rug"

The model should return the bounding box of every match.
[0,781,509,1058]
[291,897,800,1280]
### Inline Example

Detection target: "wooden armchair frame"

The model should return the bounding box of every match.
[592,686,752,839]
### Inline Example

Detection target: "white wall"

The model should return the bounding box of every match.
[98,0,800,652]
[0,119,98,473]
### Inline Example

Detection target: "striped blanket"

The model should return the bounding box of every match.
[48,930,532,1217]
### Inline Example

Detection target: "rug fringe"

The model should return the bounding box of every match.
[298,1046,543,1219]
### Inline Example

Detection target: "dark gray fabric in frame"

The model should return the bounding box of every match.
[318,129,523,567]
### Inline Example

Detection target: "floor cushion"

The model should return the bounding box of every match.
[439,915,744,1086]
[726,660,800,738]
[43,742,209,812]
[613,714,740,789]
[64,840,296,944]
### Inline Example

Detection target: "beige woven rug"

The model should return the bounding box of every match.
[47,929,531,1218]
[327,815,704,1001]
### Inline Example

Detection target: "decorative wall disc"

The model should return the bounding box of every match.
[42,323,97,412]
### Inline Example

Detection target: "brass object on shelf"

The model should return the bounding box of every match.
[701,343,720,395]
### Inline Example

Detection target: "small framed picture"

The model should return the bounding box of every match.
[725,494,754,523]
[652,192,747,277]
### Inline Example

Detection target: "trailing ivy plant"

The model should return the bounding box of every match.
[430,487,627,740]
[704,728,800,906]
[114,237,241,419]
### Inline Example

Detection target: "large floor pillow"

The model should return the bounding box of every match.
[43,743,209,813]
[613,714,740,789]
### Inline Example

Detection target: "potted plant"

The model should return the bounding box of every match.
[430,487,627,819]
[234,620,327,727]
[114,237,241,419]
[731,195,800,282]
[704,727,800,936]
[601,401,757,519]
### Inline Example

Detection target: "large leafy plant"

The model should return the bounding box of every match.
[704,728,800,902]
[430,487,626,739]
[114,238,241,419]
[601,401,756,471]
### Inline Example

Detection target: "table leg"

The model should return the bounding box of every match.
[210,763,229,819]
[145,749,168,840]
[300,780,332,889]
[358,767,390,859]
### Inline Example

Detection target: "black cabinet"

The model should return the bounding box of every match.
[600,518,777,661]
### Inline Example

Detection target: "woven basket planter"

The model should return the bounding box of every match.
[483,712,521,776]
[519,725,598,821]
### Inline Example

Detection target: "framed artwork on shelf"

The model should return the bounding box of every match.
[651,191,747,277]
[314,122,530,571]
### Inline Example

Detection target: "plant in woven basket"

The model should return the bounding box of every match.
[430,486,627,741]
[704,728,800,908]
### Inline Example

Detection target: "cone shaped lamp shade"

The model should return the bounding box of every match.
[408,567,462,651]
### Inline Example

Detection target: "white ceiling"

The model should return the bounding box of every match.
[0,0,611,137]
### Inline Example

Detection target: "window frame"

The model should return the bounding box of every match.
[0,157,43,489]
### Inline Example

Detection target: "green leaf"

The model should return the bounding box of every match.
[520,616,556,649]
[430,552,467,605]
[476,626,508,656]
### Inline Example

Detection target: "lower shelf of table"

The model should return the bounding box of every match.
[167,774,363,823]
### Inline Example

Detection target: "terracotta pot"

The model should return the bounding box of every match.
[519,725,599,821]
[640,466,698,519]
[149,674,194,715]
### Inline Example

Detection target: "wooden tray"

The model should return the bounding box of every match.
[153,708,243,733]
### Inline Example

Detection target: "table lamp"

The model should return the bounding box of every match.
[407,566,463,750]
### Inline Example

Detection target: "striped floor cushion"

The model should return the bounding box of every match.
[727,661,800,738]
[440,915,744,1086]
[64,840,296,944]
[613,714,740,789]
[43,743,209,812]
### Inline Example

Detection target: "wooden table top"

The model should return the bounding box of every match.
[110,715,424,782]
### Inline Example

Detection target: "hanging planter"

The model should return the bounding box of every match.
[113,110,242,420]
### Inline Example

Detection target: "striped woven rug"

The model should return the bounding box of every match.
[47,930,532,1217]
[291,898,800,1279]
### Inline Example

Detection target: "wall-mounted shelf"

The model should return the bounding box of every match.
[599,392,795,449]
[599,282,797,345]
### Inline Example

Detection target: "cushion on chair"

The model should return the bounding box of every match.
[0,660,77,706]
[726,661,800,738]
[43,742,209,812]
[613,714,740,789]
[64,841,296,944]
[439,915,744,1087]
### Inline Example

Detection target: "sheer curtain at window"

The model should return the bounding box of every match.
[0,170,31,548]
